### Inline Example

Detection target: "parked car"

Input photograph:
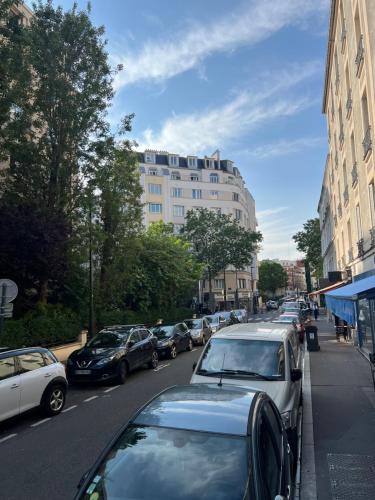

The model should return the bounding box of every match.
[266,300,278,310]
[67,325,158,385]
[231,308,248,322]
[0,347,67,423]
[191,323,302,459]
[75,384,294,500]
[204,314,225,333]
[219,310,240,326]
[184,318,212,345]
[150,323,193,359]
[272,313,305,342]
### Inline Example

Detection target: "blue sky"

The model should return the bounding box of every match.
[45,0,330,259]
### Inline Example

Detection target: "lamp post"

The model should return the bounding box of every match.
[88,186,95,339]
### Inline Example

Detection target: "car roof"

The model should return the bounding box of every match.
[0,346,51,359]
[211,322,293,341]
[133,384,259,436]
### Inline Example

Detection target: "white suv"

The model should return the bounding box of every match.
[0,347,67,423]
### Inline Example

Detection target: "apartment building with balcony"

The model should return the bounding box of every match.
[138,149,258,310]
[319,0,375,281]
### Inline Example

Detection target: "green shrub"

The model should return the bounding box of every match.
[97,307,194,330]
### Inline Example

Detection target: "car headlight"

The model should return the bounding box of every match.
[281,411,292,429]
[95,356,115,366]
[67,358,73,366]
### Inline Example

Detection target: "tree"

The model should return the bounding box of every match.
[258,260,288,297]
[293,218,323,291]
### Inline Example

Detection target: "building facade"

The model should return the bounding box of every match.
[319,0,375,281]
[274,259,307,295]
[138,149,258,310]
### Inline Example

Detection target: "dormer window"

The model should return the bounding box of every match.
[205,158,215,169]
[148,167,158,176]
[145,152,156,164]
[226,160,234,173]
[187,156,197,169]
[169,155,179,167]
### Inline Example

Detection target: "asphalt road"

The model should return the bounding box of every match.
[0,311,279,500]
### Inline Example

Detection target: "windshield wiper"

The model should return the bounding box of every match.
[197,368,274,380]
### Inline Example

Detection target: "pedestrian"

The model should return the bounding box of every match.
[313,302,319,321]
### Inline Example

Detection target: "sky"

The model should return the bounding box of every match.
[45,0,330,260]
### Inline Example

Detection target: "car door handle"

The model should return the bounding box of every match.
[44,373,52,378]
[11,383,20,389]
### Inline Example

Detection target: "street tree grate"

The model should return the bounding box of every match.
[327,453,375,499]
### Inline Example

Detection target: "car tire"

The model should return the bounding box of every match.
[148,351,159,369]
[169,344,177,359]
[186,338,193,351]
[41,384,66,416]
[117,360,127,384]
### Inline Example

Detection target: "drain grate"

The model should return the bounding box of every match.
[327,453,375,499]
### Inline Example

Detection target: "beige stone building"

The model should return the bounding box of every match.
[138,149,258,310]
[319,0,375,281]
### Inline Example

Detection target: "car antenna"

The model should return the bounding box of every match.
[218,353,225,387]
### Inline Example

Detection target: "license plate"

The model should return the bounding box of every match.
[75,369,91,375]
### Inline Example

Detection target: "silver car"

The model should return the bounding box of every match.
[184,318,212,345]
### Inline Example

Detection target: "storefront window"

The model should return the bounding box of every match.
[357,298,373,351]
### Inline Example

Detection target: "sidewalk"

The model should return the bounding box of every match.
[301,316,375,499]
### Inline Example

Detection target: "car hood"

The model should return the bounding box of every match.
[71,347,119,360]
[190,374,292,413]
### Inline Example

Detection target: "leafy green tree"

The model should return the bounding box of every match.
[258,260,288,297]
[293,218,323,290]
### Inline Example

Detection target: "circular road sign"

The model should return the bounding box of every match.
[0,279,18,303]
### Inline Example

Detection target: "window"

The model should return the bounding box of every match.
[18,352,45,372]
[238,278,246,289]
[210,173,219,183]
[148,168,157,176]
[209,190,219,199]
[145,152,155,163]
[148,183,161,195]
[169,155,179,167]
[139,329,150,341]
[190,173,199,181]
[171,171,180,180]
[43,352,57,366]
[369,183,375,226]
[227,176,234,184]
[149,203,162,214]
[173,205,184,217]
[174,223,184,234]
[232,192,239,202]
[288,342,296,369]
[356,204,363,239]
[0,357,16,381]
[258,407,282,498]
[235,209,242,221]
[214,279,224,289]
[171,187,182,198]
[192,189,202,199]
[187,156,197,168]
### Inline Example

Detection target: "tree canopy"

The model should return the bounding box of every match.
[293,218,323,279]
[258,260,288,296]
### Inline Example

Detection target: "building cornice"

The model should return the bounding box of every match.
[322,0,338,114]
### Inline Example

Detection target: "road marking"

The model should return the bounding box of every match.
[154,363,170,372]
[62,405,77,413]
[84,395,98,402]
[31,418,51,427]
[192,348,197,352]
[0,433,17,444]
[103,385,120,393]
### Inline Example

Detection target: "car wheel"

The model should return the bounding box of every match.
[169,344,177,359]
[186,339,193,351]
[201,336,206,346]
[41,384,66,416]
[117,360,127,384]
[148,351,159,369]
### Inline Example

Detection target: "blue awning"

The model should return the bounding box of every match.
[325,275,375,324]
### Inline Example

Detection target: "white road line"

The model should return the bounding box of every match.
[84,395,98,402]
[154,363,170,372]
[0,433,17,444]
[31,418,51,428]
[104,385,120,393]
[62,405,77,413]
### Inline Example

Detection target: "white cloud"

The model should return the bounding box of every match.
[135,62,321,154]
[111,0,328,88]
[257,207,288,219]
[245,136,325,160]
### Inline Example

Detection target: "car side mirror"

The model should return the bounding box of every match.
[192,362,197,372]
[291,368,302,382]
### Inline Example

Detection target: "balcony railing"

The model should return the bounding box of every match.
[355,35,364,76]
[348,248,353,262]
[346,89,352,118]
[343,185,349,205]
[370,227,375,248]
[351,162,358,186]
[338,202,342,218]
[362,125,372,159]
[357,238,365,258]
[339,127,345,148]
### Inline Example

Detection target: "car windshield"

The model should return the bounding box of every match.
[184,319,202,329]
[206,316,219,325]
[151,325,175,339]
[80,425,249,500]
[197,338,285,380]
[275,316,296,323]
[221,312,231,319]
[87,331,127,348]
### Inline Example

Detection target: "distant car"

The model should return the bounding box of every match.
[184,318,212,345]
[232,308,248,323]
[272,313,305,342]
[191,322,302,460]
[0,347,67,423]
[266,300,278,310]
[67,326,158,384]
[150,323,193,359]
[75,384,294,500]
[204,314,225,333]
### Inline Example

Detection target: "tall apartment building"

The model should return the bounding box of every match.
[319,0,375,281]
[138,149,258,310]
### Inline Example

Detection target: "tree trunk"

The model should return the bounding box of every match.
[223,268,227,310]
[208,267,212,293]
[305,260,312,293]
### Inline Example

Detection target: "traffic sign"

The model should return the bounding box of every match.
[0,279,18,303]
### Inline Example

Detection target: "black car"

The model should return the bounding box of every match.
[150,323,193,359]
[75,384,294,500]
[66,326,158,384]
